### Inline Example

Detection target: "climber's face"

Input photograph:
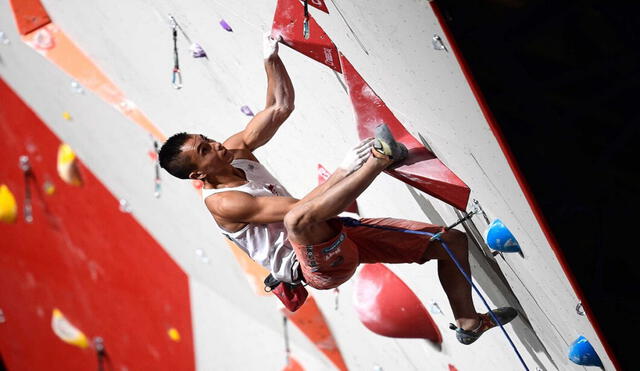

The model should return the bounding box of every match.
[182,134,233,180]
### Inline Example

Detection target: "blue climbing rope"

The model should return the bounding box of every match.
[340,217,530,371]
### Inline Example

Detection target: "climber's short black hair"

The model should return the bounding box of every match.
[158,132,195,179]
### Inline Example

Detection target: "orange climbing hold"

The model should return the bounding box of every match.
[56,144,83,186]
[354,264,442,343]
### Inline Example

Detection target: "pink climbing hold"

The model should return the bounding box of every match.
[354,263,442,343]
[271,0,341,72]
[219,19,233,32]
[339,53,470,210]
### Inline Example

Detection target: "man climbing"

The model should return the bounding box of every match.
[158,33,516,345]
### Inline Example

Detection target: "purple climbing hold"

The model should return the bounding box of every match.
[240,106,254,116]
[219,19,233,32]
[190,43,207,58]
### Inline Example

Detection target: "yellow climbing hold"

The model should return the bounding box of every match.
[57,144,83,186]
[168,327,181,342]
[51,308,89,349]
[62,112,72,120]
[0,184,18,223]
[43,181,56,195]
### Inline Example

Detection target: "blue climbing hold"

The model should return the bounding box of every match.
[568,336,604,368]
[483,219,521,253]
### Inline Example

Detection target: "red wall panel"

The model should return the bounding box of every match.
[0,78,195,371]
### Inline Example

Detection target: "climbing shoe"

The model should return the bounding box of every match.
[373,123,408,165]
[449,307,518,345]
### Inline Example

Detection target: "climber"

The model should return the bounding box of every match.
[158,33,516,344]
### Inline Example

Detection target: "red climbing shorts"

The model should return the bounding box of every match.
[289,217,443,290]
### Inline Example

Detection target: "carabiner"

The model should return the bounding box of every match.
[303,17,310,39]
[172,68,182,89]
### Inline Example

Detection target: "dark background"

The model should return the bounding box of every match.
[436,0,639,369]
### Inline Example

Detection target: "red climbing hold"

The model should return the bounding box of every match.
[339,54,470,210]
[271,0,341,72]
[354,264,442,343]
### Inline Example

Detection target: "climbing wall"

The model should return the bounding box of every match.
[0,78,195,370]
[0,0,615,370]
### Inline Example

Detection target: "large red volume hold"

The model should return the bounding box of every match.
[271,0,341,72]
[354,264,442,343]
[339,54,470,210]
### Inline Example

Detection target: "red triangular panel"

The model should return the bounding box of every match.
[339,54,470,210]
[272,0,341,72]
[354,264,442,343]
[318,164,359,215]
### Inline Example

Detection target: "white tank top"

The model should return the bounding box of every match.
[201,159,299,283]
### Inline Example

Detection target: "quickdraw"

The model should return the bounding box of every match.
[153,140,162,198]
[170,16,182,89]
[19,156,33,223]
[303,0,310,39]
